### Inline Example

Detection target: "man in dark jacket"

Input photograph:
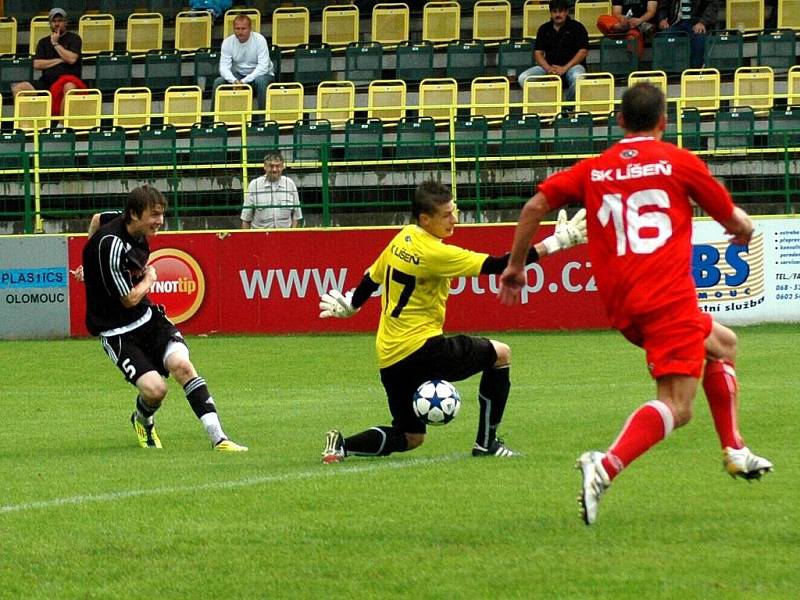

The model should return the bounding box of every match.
[658,0,719,68]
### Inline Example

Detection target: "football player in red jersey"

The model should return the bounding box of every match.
[498,82,773,525]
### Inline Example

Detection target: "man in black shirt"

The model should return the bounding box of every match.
[11,8,85,115]
[82,186,247,452]
[518,0,590,101]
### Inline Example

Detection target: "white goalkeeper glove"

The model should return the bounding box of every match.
[542,208,588,255]
[319,289,359,319]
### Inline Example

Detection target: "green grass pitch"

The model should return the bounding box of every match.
[1,324,798,599]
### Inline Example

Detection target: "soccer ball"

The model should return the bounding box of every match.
[412,379,461,426]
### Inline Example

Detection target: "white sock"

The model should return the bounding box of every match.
[200,413,226,446]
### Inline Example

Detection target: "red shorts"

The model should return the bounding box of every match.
[620,303,712,379]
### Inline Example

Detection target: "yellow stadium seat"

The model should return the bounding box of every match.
[575,1,613,39]
[523,0,550,39]
[419,77,458,120]
[267,82,305,124]
[787,66,800,105]
[422,1,461,43]
[473,0,511,41]
[63,88,103,130]
[215,84,252,126]
[470,76,509,118]
[29,17,51,56]
[523,75,562,117]
[79,14,115,55]
[322,5,359,47]
[372,4,410,45]
[680,68,721,111]
[272,7,310,49]
[368,80,407,121]
[175,11,212,52]
[734,66,774,110]
[726,0,763,31]
[777,0,800,29]
[14,90,51,131]
[113,87,151,129]
[316,81,355,123]
[0,17,17,56]
[126,13,164,54]
[164,85,202,127]
[576,72,615,114]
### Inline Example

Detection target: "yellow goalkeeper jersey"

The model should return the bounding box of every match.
[367,224,488,368]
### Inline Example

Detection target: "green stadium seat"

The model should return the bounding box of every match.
[88,126,127,167]
[138,123,177,165]
[293,45,333,87]
[652,31,690,75]
[344,118,384,161]
[446,41,486,81]
[0,129,27,169]
[38,127,76,168]
[293,119,332,162]
[395,41,435,82]
[554,111,594,154]
[189,122,228,164]
[454,115,488,157]
[345,42,383,86]
[395,116,437,159]
[94,52,133,93]
[500,114,541,156]
[703,30,744,73]
[714,106,755,149]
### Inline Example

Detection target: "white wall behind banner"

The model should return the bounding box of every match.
[692,218,800,325]
[0,236,69,339]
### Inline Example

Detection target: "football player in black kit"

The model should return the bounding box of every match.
[82,185,247,451]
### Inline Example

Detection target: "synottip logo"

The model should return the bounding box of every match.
[148,249,205,324]
[693,232,765,312]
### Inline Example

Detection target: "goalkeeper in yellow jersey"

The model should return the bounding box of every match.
[319,180,586,463]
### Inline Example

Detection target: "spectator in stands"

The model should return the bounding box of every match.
[658,0,720,69]
[597,1,658,57]
[213,14,274,112]
[517,0,589,102]
[241,151,302,229]
[12,8,85,116]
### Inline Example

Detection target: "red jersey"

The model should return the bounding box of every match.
[539,136,735,329]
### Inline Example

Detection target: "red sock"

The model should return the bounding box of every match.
[702,359,744,450]
[602,401,674,480]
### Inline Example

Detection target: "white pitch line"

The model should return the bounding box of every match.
[0,453,464,516]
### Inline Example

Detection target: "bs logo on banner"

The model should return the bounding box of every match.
[148,249,205,323]
[692,232,764,311]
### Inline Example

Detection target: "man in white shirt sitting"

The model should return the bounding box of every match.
[241,151,302,229]
[212,15,274,111]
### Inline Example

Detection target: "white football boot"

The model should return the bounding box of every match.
[576,451,611,525]
[723,446,773,480]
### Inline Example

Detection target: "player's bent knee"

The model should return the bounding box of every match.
[491,340,511,366]
[136,372,168,403]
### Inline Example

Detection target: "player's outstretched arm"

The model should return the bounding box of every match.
[722,206,754,246]
[498,193,549,305]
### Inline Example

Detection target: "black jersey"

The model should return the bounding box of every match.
[82,215,153,336]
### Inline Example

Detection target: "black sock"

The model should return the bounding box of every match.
[345,426,409,457]
[183,376,217,418]
[136,394,157,420]
[475,365,511,448]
